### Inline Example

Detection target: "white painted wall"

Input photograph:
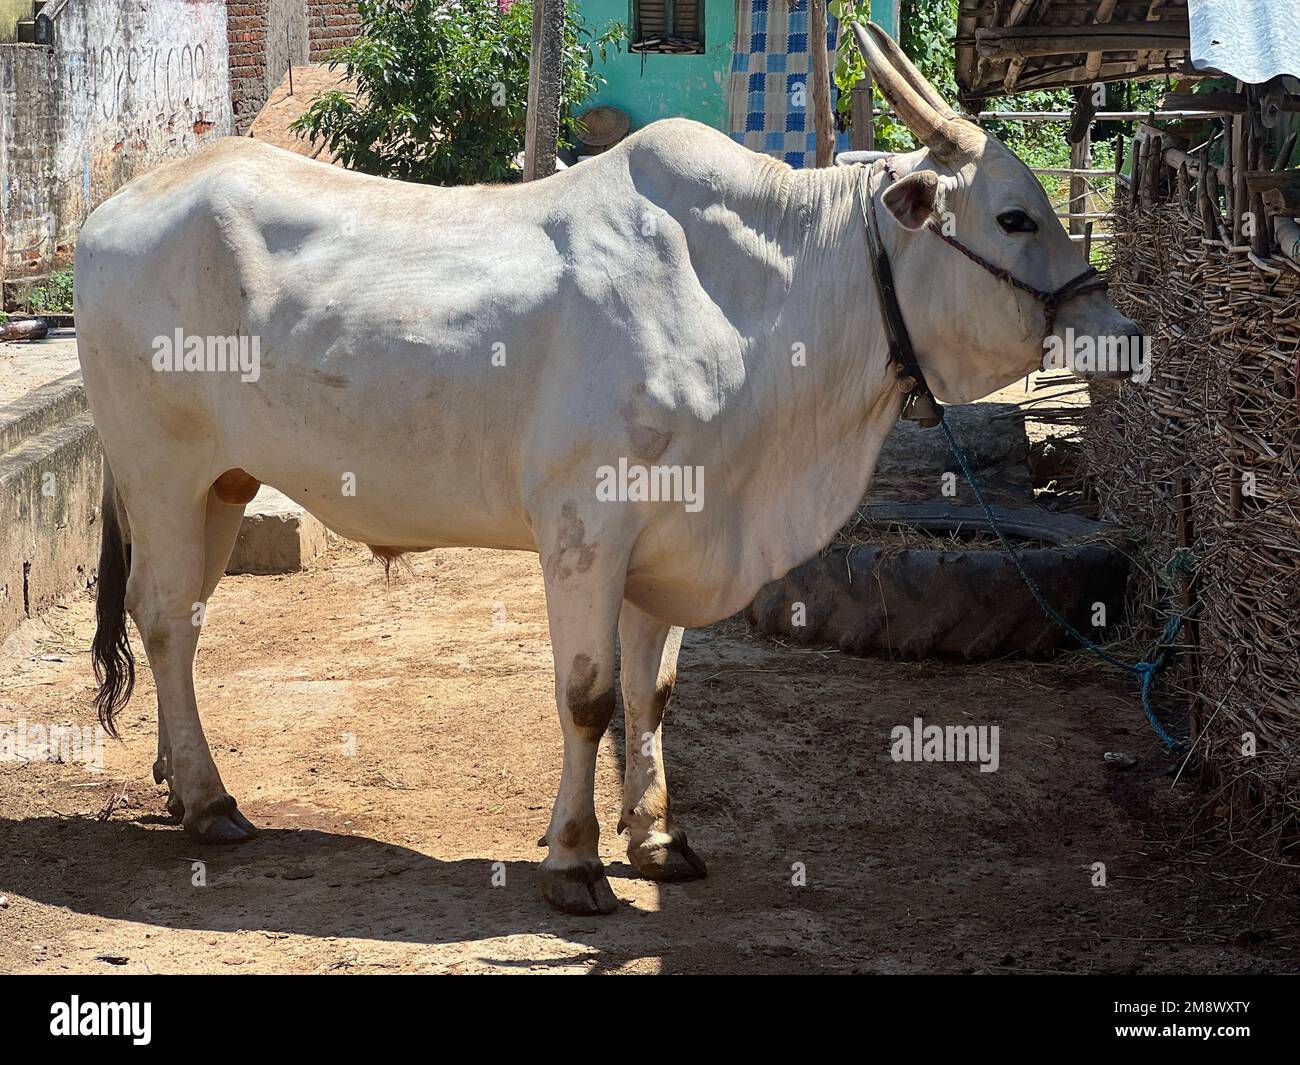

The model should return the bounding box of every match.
[1,0,233,279]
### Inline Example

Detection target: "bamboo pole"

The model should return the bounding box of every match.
[1232,107,1248,244]
[1161,91,1300,115]
[1068,96,1092,237]
[1134,0,1168,72]
[1032,166,1112,176]
[1197,145,1214,237]
[1083,0,1118,82]
[1247,106,1271,256]
[1001,0,1037,92]
[865,109,1242,122]
[1129,133,1142,207]
[971,109,1228,121]
[976,21,1191,62]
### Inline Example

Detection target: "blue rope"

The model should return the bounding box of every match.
[939,417,1187,752]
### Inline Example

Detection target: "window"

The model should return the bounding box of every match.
[631,0,704,54]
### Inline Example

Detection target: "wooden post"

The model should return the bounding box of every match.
[1129,134,1142,206]
[524,0,566,182]
[810,0,834,167]
[1232,105,1248,243]
[1066,86,1095,236]
[1069,131,1091,237]
[1197,146,1214,237]
[1136,134,1148,207]
[1207,165,1224,242]
[1247,99,1272,255]
[1223,121,1236,235]
[1143,133,1162,207]
[851,78,875,151]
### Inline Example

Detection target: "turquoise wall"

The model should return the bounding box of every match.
[873,0,899,38]
[582,0,736,130]
[581,0,900,133]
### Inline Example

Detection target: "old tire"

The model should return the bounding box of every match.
[745,505,1128,660]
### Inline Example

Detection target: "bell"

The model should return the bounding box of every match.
[902,391,943,428]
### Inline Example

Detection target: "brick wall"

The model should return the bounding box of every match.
[227,2,269,133]
[227,1,358,134]
[307,1,361,62]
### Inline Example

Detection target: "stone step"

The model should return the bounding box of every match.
[0,411,101,640]
[0,371,87,459]
[227,486,333,575]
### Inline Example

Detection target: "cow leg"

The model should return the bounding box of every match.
[535,506,629,915]
[126,486,254,843]
[617,601,706,881]
[153,488,248,828]
[153,715,183,822]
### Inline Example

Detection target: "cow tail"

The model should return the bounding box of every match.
[92,459,134,737]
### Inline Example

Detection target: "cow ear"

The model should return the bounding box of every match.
[881,170,944,231]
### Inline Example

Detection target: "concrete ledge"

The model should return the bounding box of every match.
[0,371,86,458]
[0,411,101,640]
[227,486,333,575]
[0,355,336,642]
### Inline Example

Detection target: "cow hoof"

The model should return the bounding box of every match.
[539,863,618,915]
[629,834,708,882]
[184,795,258,844]
[165,789,185,823]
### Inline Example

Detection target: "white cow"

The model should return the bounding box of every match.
[75,23,1137,914]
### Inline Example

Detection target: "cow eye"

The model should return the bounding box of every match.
[997,209,1037,234]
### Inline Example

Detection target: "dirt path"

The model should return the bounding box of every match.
[1,543,1295,973]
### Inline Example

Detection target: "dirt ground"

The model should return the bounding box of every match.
[1,541,1296,974]
[0,331,80,405]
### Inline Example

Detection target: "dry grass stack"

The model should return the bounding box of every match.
[1084,123,1300,850]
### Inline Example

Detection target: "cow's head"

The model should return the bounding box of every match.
[852,22,1141,404]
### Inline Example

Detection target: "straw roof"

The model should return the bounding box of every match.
[957,1,1300,105]
[955,1,1194,105]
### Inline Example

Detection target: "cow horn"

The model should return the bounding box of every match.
[864,22,957,118]
[850,21,978,164]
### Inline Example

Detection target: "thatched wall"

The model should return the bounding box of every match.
[1086,189,1300,847]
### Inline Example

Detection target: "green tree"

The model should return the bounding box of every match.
[291,0,624,186]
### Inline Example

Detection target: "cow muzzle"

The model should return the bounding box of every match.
[1047,319,1149,384]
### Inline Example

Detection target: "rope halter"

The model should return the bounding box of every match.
[861,154,1110,426]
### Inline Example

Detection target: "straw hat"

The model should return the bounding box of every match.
[575,106,630,149]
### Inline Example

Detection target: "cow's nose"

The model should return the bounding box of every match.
[1084,318,1147,382]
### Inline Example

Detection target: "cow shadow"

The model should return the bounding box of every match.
[0,642,825,972]
[0,697,735,972]
[0,811,690,972]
